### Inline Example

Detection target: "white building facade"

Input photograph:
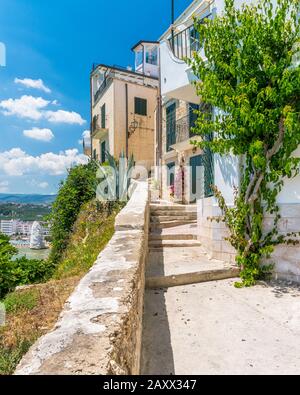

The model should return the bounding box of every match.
[0,220,18,236]
[158,0,300,282]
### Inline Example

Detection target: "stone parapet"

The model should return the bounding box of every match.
[15,181,150,375]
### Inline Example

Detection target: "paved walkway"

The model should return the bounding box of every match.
[142,279,300,375]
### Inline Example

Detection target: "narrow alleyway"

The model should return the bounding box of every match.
[141,203,300,375]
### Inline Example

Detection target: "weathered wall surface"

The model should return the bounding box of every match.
[197,198,300,283]
[15,181,150,375]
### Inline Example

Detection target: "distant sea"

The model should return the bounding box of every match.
[10,241,50,261]
[14,246,50,261]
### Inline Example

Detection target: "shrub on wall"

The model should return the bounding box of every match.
[48,161,98,265]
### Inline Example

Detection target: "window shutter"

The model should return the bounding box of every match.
[101,104,106,129]
[135,97,147,116]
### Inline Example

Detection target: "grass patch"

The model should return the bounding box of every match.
[0,277,79,375]
[53,200,122,280]
[3,289,39,314]
[0,340,32,376]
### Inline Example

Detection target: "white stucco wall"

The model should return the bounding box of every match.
[214,154,239,204]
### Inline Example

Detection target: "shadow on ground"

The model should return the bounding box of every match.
[141,249,175,375]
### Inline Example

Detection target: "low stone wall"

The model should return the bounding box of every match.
[197,198,300,283]
[197,197,236,264]
[15,181,150,375]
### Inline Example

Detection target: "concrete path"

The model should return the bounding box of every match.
[147,246,235,278]
[141,279,300,375]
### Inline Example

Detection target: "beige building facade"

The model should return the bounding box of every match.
[90,42,159,172]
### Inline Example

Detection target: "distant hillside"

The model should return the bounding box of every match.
[0,194,56,205]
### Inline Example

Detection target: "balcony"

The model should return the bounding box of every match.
[160,14,211,103]
[94,77,113,104]
[83,136,91,157]
[91,115,108,140]
[168,25,201,61]
[167,111,202,153]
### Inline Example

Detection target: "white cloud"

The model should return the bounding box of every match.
[38,182,49,189]
[0,95,86,125]
[15,78,51,93]
[0,95,50,120]
[23,127,54,142]
[0,181,9,193]
[0,148,88,177]
[79,130,91,145]
[45,110,86,125]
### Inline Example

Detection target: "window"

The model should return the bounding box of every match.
[101,141,106,164]
[146,46,158,65]
[166,103,176,152]
[135,97,147,116]
[101,104,106,129]
[167,162,175,187]
[135,49,143,68]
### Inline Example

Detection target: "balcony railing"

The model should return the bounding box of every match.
[83,136,91,156]
[94,77,113,103]
[166,109,199,151]
[168,14,211,61]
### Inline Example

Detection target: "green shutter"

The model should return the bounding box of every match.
[166,103,176,152]
[101,104,106,129]
[135,97,147,116]
[101,141,106,164]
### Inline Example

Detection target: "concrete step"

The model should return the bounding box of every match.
[146,247,240,288]
[150,233,197,241]
[151,215,197,223]
[150,220,197,230]
[151,210,197,217]
[146,268,240,289]
[149,240,202,249]
[151,205,197,213]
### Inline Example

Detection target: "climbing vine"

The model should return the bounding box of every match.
[190,0,300,286]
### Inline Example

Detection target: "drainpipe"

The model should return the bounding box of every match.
[125,83,129,159]
[171,0,175,50]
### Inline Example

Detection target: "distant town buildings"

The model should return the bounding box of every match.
[0,219,50,238]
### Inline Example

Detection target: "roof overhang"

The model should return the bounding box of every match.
[131,40,159,52]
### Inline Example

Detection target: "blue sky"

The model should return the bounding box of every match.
[0,0,192,194]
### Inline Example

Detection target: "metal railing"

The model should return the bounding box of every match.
[92,115,100,133]
[166,109,198,151]
[168,14,212,61]
[94,77,113,103]
[83,136,91,156]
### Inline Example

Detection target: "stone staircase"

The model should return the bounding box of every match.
[146,203,240,288]
[149,203,199,248]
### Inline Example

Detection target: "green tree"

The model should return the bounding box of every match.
[49,161,98,264]
[191,0,300,286]
[0,233,50,298]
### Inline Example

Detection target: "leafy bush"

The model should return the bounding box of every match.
[190,0,300,286]
[49,161,98,265]
[0,232,53,298]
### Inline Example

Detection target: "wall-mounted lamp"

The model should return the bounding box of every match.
[128,119,139,137]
